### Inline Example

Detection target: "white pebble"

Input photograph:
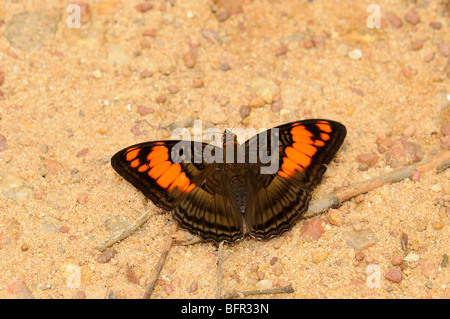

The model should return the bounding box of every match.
[348,49,362,60]
[431,184,442,192]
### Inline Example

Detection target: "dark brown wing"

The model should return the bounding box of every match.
[243,119,346,240]
[172,168,244,243]
[111,140,244,242]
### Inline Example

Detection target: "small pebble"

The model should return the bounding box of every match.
[423,53,434,63]
[356,153,378,170]
[270,257,278,266]
[135,3,153,12]
[77,192,88,204]
[256,279,273,290]
[416,220,427,231]
[437,42,450,57]
[312,35,325,47]
[140,70,153,78]
[0,134,7,152]
[442,135,450,149]
[441,254,448,268]
[183,51,196,68]
[312,250,328,264]
[59,226,69,233]
[76,148,89,158]
[168,85,179,94]
[97,248,117,263]
[164,283,173,295]
[441,124,450,136]
[137,105,154,116]
[239,104,251,119]
[348,49,362,60]
[126,267,140,285]
[303,40,314,49]
[403,125,415,137]
[412,171,421,181]
[431,184,442,192]
[299,218,325,241]
[142,29,157,37]
[391,255,403,266]
[404,9,420,25]
[192,78,204,88]
[355,251,365,261]
[189,281,198,293]
[278,281,292,288]
[21,243,29,251]
[73,291,86,299]
[271,100,283,112]
[220,62,231,71]
[275,44,288,56]
[385,269,403,283]
[411,40,423,51]
[429,21,442,30]
[155,95,167,104]
[431,220,444,230]
[386,11,403,28]
[342,229,377,250]
[327,209,343,226]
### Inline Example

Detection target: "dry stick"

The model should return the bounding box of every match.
[224,286,294,299]
[304,150,450,219]
[97,211,152,252]
[142,223,178,299]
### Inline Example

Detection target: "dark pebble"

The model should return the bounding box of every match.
[239,104,251,119]
[97,248,117,263]
[220,62,231,71]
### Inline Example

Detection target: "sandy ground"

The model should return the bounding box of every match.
[0,0,449,299]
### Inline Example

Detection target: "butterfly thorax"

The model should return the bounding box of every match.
[223,130,248,214]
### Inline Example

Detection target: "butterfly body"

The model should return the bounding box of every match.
[111,119,346,243]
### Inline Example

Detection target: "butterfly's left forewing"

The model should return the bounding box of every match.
[111,140,244,242]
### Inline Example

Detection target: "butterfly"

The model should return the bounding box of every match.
[111,119,346,243]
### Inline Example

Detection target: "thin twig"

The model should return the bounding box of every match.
[142,223,178,299]
[97,210,151,252]
[303,150,450,219]
[223,286,294,299]
[216,241,224,299]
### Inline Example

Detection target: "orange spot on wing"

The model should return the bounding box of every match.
[138,164,149,172]
[148,161,171,179]
[320,133,330,141]
[126,148,140,162]
[281,157,304,177]
[293,142,317,157]
[292,134,314,144]
[316,122,332,133]
[168,172,189,192]
[291,126,313,137]
[147,146,168,160]
[185,183,196,193]
[278,171,290,179]
[130,159,140,168]
[157,163,182,189]
[314,140,325,147]
[285,146,312,169]
[149,152,169,168]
